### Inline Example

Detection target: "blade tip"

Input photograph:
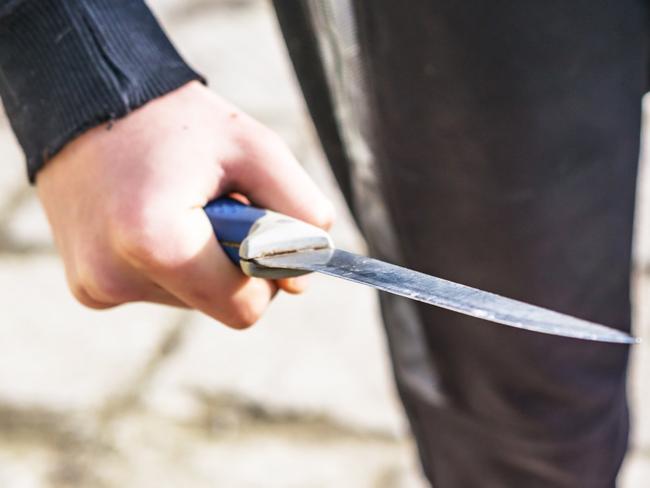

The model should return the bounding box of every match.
[610,334,640,345]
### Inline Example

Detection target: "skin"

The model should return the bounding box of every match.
[35,81,334,329]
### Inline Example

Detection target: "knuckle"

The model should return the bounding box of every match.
[77,266,131,305]
[117,231,163,269]
[111,209,177,271]
[69,281,112,310]
[73,249,135,305]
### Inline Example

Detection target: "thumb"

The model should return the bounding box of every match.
[225,124,335,230]
[224,125,335,295]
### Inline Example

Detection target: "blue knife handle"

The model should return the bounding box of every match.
[203,197,266,265]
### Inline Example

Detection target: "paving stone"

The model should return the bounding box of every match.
[157,0,305,130]
[100,412,425,488]
[144,270,407,437]
[0,255,184,411]
[629,276,650,457]
[0,451,49,488]
[619,451,650,488]
[2,194,54,253]
[628,99,650,459]
[0,407,426,488]
[633,101,650,269]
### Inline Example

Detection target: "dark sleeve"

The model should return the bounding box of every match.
[0,0,204,182]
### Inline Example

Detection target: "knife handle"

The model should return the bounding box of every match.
[203,197,265,265]
[203,197,333,279]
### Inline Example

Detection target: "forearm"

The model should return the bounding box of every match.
[0,0,203,182]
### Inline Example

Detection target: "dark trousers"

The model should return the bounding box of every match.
[278,1,646,486]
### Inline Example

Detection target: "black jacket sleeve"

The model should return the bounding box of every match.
[0,0,204,182]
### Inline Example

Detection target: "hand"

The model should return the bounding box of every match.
[36,81,334,328]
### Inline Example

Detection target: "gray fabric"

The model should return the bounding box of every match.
[279,0,646,486]
[305,0,442,406]
[304,0,447,471]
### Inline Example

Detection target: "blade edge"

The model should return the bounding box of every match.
[255,249,636,344]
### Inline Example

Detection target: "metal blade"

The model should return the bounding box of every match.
[254,249,636,344]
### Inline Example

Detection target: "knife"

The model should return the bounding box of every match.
[204,197,637,344]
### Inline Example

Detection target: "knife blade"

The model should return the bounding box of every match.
[204,197,637,344]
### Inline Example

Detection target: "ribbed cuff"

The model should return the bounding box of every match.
[0,0,205,182]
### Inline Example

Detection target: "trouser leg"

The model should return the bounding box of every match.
[345,1,648,486]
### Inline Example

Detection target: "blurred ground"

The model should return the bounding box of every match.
[0,1,648,487]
